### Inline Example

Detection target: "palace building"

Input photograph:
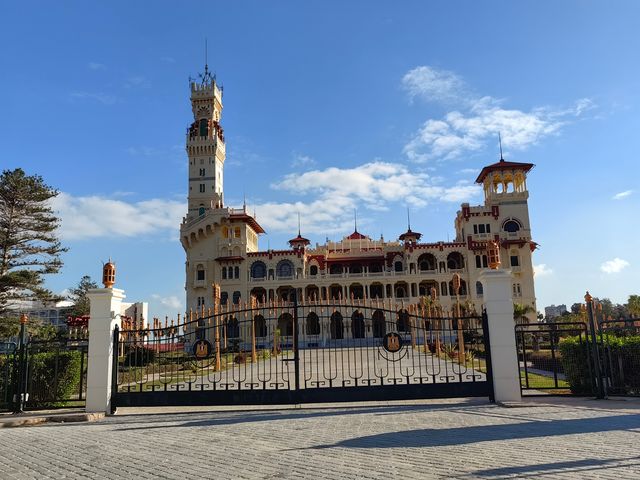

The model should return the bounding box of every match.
[179,67,538,329]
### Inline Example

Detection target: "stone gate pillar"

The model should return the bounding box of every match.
[479,268,522,403]
[86,287,125,413]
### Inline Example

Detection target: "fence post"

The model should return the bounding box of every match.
[12,314,29,413]
[478,268,522,403]
[86,287,125,414]
[585,292,606,399]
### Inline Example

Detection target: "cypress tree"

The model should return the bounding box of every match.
[0,168,67,315]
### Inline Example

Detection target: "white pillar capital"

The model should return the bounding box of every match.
[86,287,126,414]
[479,269,522,403]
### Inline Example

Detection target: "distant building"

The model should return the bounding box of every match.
[8,300,74,329]
[545,304,568,320]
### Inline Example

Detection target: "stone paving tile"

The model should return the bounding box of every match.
[0,398,639,479]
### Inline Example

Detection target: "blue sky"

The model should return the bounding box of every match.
[1,1,638,316]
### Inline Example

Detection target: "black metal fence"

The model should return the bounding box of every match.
[113,299,493,406]
[0,337,88,413]
[516,318,640,397]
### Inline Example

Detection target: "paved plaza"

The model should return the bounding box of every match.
[1,397,639,479]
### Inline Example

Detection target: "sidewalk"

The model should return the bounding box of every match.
[0,408,104,428]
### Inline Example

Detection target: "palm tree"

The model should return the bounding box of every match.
[513,303,535,324]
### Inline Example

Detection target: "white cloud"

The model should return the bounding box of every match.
[612,190,633,200]
[125,76,151,88]
[51,193,184,240]
[88,62,106,71]
[69,91,117,105]
[402,66,468,104]
[402,65,594,162]
[151,294,183,311]
[291,154,316,168]
[534,264,553,276]
[252,161,481,234]
[600,258,630,274]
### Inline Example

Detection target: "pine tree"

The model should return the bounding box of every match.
[0,168,67,314]
[68,275,98,317]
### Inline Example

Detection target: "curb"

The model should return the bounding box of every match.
[0,412,105,428]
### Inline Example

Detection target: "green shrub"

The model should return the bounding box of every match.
[560,334,640,395]
[27,350,82,407]
[559,337,593,394]
[124,346,157,367]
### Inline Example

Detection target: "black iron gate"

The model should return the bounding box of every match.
[516,318,640,397]
[0,338,88,412]
[113,299,494,407]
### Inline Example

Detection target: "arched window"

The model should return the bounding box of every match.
[449,279,468,296]
[232,291,241,305]
[476,281,484,296]
[372,310,386,338]
[418,253,437,271]
[276,260,294,278]
[226,316,239,338]
[397,310,411,333]
[441,282,448,296]
[198,205,205,217]
[351,311,365,339]
[278,313,294,337]
[234,266,240,279]
[250,261,267,279]
[309,265,318,276]
[196,264,205,281]
[198,118,208,137]
[306,312,320,335]
[221,267,227,280]
[254,315,267,337]
[503,219,521,233]
[330,312,344,340]
[447,252,464,270]
[220,292,228,305]
[394,261,403,272]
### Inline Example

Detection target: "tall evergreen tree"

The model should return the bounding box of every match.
[68,275,98,317]
[0,168,67,314]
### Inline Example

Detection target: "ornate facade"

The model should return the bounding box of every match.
[179,69,538,329]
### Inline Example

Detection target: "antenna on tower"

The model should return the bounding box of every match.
[204,38,208,72]
[243,191,246,211]
[407,207,411,230]
[354,209,358,232]
[498,132,504,161]
[297,211,301,236]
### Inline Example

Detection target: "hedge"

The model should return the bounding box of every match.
[27,350,83,407]
[560,334,640,395]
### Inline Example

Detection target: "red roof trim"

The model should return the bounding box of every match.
[475,160,535,183]
[346,230,367,240]
[229,213,266,234]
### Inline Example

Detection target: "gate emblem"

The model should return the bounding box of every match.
[382,332,402,353]
[193,339,212,359]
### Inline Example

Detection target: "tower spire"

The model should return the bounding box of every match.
[354,209,358,232]
[297,211,301,236]
[498,132,504,161]
[204,37,208,74]
[407,207,411,230]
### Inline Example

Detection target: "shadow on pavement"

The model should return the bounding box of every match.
[467,455,640,478]
[308,413,640,449]
[113,400,490,430]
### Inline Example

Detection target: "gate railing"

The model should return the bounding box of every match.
[0,318,88,413]
[516,317,640,397]
[112,296,492,405]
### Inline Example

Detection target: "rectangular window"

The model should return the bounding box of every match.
[482,255,488,268]
[510,255,520,267]
[197,270,205,281]
[475,256,481,268]
[199,184,205,193]
[478,224,486,234]
[486,224,491,233]
[473,225,478,234]
[199,168,205,176]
